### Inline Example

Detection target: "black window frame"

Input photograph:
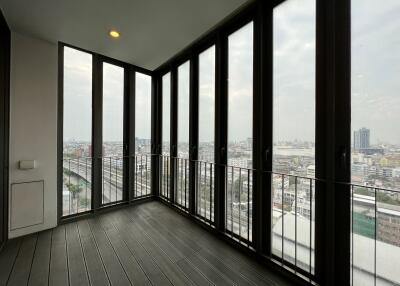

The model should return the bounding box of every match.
[153,0,351,284]
[57,42,153,222]
[57,0,352,284]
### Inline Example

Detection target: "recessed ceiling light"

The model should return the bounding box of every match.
[109,30,120,38]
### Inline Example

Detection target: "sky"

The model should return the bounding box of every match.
[63,47,92,142]
[228,22,253,144]
[63,47,152,143]
[273,0,315,143]
[102,63,124,142]
[177,61,190,145]
[65,0,400,146]
[162,73,171,150]
[135,72,152,140]
[199,45,216,144]
[351,0,400,145]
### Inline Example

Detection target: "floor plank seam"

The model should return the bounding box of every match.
[63,226,71,286]
[0,202,295,286]
[47,230,53,286]
[6,239,22,285]
[108,212,176,286]
[105,215,156,286]
[175,258,216,286]
[164,210,279,285]
[120,209,197,286]
[86,220,112,286]
[26,234,39,285]
[76,223,92,286]
[123,209,188,259]
[95,217,134,286]
[144,203,280,286]
[132,208,208,261]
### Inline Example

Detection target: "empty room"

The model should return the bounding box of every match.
[0,0,399,285]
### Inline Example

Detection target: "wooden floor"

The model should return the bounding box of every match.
[0,201,295,286]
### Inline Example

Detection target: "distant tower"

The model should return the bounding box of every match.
[354,128,370,150]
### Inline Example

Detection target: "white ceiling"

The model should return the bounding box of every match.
[0,0,250,70]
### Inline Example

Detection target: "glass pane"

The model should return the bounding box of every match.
[197,45,216,222]
[162,73,171,155]
[178,61,190,159]
[199,46,215,162]
[227,22,253,242]
[161,73,171,198]
[177,61,190,208]
[135,72,152,197]
[272,0,316,274]
[351,1,400,285]
[62,47,92,216]
[228,22,253,169]
[102,63,124,204]
[135,72,152,155]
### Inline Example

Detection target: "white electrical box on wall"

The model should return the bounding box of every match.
[19,160,36,170]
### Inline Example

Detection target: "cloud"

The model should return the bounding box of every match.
[135,72,152,140]
[199,46,216,143]
[273,0,315,143]
[63,47,92,142]
[102,63,124,142]
[162,73,171,145]
[64,0,400,147]
[352,0,400,144]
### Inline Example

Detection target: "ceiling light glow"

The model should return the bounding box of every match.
[109,30,120,38]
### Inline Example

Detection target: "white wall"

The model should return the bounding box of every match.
[9,32,58,238]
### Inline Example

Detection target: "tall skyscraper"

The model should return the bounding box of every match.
[354,128,370,150]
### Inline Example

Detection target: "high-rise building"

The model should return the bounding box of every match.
[354,127,370,150]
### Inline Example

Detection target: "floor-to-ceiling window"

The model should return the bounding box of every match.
[272,0,316,274]
[227,22,254,242]
[351,1,400,284]
[135,72,152,197]
[197,45,216,222]
[102,63,125,205]
[61,46,154,217]
[161,72,171,199]
[62,47,93,216]
[177,61,190,209]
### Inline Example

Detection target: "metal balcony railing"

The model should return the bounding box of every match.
[159,155,171,199]
[133,154,152,198]
[63,154,153,217]
[225,165,253,246]
[102,156,124,205]
[350,183,400,286]
[62,157,92,216]
[195,160,215,224]
[175,157,189,210]
[62,153,400,285]
[270,171,316,277]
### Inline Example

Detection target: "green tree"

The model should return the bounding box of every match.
[66,183,81,199]
[79,197,90,208]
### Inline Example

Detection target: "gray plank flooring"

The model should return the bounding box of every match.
[0,201,296,286]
